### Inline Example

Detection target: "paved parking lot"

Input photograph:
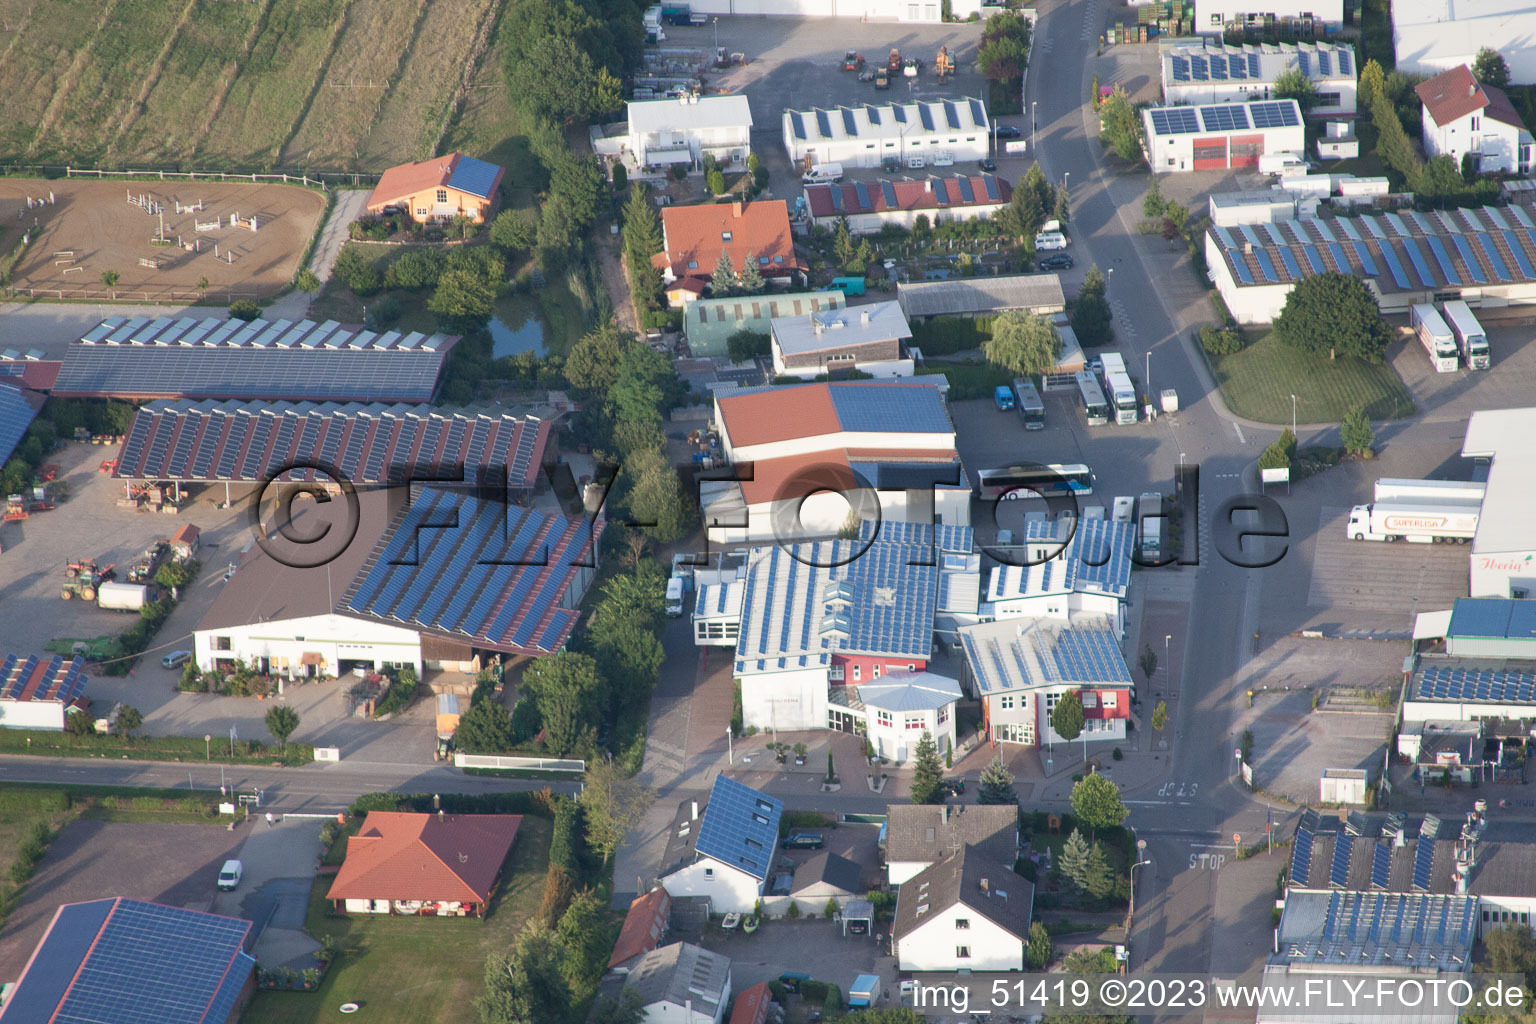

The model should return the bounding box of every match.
[211,815,324,970]
[0,820,244,980]
[698,917,889,1000]
[0,436,437,762]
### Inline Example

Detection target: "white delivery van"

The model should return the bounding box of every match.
[801,162,845,185]
[217,860,243,891]
[665,576,686,617]
[1034,231,1068,251]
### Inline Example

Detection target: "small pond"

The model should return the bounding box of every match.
[489,296,549,357]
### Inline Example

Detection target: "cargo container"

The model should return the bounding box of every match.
[1441,300,1489,370]
[96,581,155,611]
[1372,478,1486,506]
[1345,502,1479,543]
[1411,303,1459,373]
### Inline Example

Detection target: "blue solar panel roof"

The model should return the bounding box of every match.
[830,382,951,433]
[1291,828,1315,885]
[0,382,41,468]
[1200,105,1249,131]
[446,156,502,199]
[1148,107,1201,135]
[3,898,253,1024]
[1371,842,1392,889]
[1401,238,1438,287]
[1250,101,1300,128]
[695,776,783,880]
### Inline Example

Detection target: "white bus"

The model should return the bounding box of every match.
[1098,352,1138,425]
[1410,303,1459,373]
[976,463,1095,499]
[1074,371,1110,426]
[1012,378,1046,430]
[1441,300,1489,370]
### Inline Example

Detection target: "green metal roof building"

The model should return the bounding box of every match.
[685,290,846,359]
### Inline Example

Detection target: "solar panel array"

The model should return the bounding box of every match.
[1167,42,1355,88]
[829,381,952,433]
[115,400,548,488]
[1416,665,1536,704]
[16,898,254,1024]
[343,488,598,654]
[1371,842,1392,888]
[1216,203,1536,294]
[56,318,455,402]
[0,381,40,469]
[1412,835,1436,890]
[1329,833,1354,887]
[1286,891,1478,966]
[0,653,87,703]
[1200,105,1250,131]
[1147,107,1201,135]
[1291,828,1315,885]
[446,156,503,199]
[1250,101,1300,128]
[694,776,782,880]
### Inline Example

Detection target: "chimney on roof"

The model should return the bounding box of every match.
[980,877,990,895]
[942,805,949,824]
[1470,84,1477,98]
[924,180,932,193]
[860,309,870,326]
[732,198,744,217]
[438,809,444,822]
[691,800,700,821]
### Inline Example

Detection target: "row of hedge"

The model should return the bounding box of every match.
[0,726,313,766]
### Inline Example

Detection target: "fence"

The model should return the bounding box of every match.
[1,286,257,303]
[70,167,338,189]
[454,753,586,773]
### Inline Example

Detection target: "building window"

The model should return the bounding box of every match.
[872,664,882,678]
[722,231,733,242]
[937,706,949,724]
[957,946,971,959]
[1471,117,1480,131]
[830,664,846,681]
[1315,92,1340,107]
[436,189,448,203]
[704,867,714,878]
[956,918,970,929]
[1000,695,1015,711]
[905,715,925,730]
[213,636,232,651]
[852,665,861,681]
[415,207,428,216]
[877,709,894,728]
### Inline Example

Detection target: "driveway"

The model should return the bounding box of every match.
[697,918,891,1001]
[307,189,370,284]
[211,814,325,970]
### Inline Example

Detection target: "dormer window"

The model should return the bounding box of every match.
[722,231,733,242]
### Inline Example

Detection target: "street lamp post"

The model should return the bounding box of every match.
[1031,100,1037,153]
[205,734,211,761]
[1063,171,1070,194]
[1290,394,1297,437]
[712,17,718,51]
[1144,349,1150,405]
[1128,840,1151,921]
[726,727,733,765]
[1164,634,1171,691]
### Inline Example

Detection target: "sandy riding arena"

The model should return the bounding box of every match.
[0,179,328,301]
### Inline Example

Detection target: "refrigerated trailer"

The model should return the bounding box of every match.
[1345,502,1480,543]
[1411,303,1460,373]
[1372,478,1486,505]
[1441,300,1489,370]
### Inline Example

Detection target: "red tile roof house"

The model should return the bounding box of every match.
[729,982,774,1024]
[1415,64,1536,176]
[366,153,506,225]
[327,811,520,917]
[805,173,1012,234]
[607,887,672,973]
[652,199,805,306]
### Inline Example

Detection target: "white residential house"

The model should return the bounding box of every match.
[957,616,1134,749]
[622,942,733,1024]
[657,776,783,914]
[892,845,1035,972]
[834,671,962,764]
[984,518,1135,637]
[884,804,1020,887]
[770,301,914,379]
[1416,65,1535,176]
[626,95,753,172]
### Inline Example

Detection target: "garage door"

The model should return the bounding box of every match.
[733,0,834,12]
[1228,134,1264,168]
[1192,137,1227,171]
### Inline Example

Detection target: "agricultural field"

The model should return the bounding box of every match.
[0,0,506,173]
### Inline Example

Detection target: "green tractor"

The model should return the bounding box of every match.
[62,559,115,602]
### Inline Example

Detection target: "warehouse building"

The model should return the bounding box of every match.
[1207,207,1536,323]
[1462,408,1536,599]
[770,300,913,379]
[194,487,599,678]
[53,317,458,403]
[0,366,45,469]
[685,290,845,359]
[113,399,551,502]
[1394,0,1536,84]
[804,174,1011,233]
[1142,100,1305,173]
[1162,40,1358,116]
[782,98,991,169]
[897,274,1066,322]
[0,653,88,731]
[1403,661,1536,725]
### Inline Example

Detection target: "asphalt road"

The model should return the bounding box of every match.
[0,755,580,814]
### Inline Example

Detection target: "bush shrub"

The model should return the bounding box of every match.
[1199,325,1245,355]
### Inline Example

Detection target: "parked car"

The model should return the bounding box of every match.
[940,778,966,797]
[782,832,825,850]
[217,860,243,891]
[161,650,192,669]
[1037,253,1074,270]
[978,157,996,172]
[994,124,1022,139]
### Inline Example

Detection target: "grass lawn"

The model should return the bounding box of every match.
[917,359,1012,400]
[242,814,552,1024]
[1209,331,1415,424]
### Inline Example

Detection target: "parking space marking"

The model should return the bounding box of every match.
[1307,505,1472,615]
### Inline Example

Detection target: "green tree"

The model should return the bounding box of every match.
[1052,690,1085,741]
[593,620,665,714]
[1059,828,1091,889]
[622,446,694,542]
[1151,700,1168,732]
[1164,200,1189,234]
[998,183,1044,241]
[710,251,736,296]
[490,209,537,255]
[1258,428,1296,471]
[113,705,143,738]
[477,926,573,1024]
[1070,264,1113,346]
[610,162,627,193]
[1474,47,1512,89]
[589,990,647,1024]
[978,754,1017,805]
[555,889,612,998]
[456,696,516,753]
[1272,272,1391,362]
[332,245,381,296]
[385,248,445,289]
[522,652,606,757]
[1099,86,1142,162]
[1358,58,1386,109]
[834,219,856,266]
[1272,68,1317,111]
[850,238,874,275]
[1137,645,1157,683]
[154,561,196,588]
[977,33,1028,81]
[264,705,300,751]
[983,311,1062,376]
[1421,154,1465,196]
[566,321,635,394]
[499,0,628,126]
[428,268,496,332]
[1022,163,1051,214]
[738,251,765,293]
[1071,772,1129,838]
[909,730,945,804]
[1053,183,1071,227]
[1026,920,1053,969]
[622,186,663,261]
[726,329,771,363]
[101,269,119,287]
[579,759,656,865]
[706,166,726,196]
[1082,841,1114,898]
[1371,94,1424,188]
[1483,923,1536,985]
[1340,407,1375,456]
[587,562,667,635]
[611,343,684,424]
[65,710,95,737]
[295,267,320,292]
[1142,176,1166,219]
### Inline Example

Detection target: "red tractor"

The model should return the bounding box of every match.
[842,49,865,71]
